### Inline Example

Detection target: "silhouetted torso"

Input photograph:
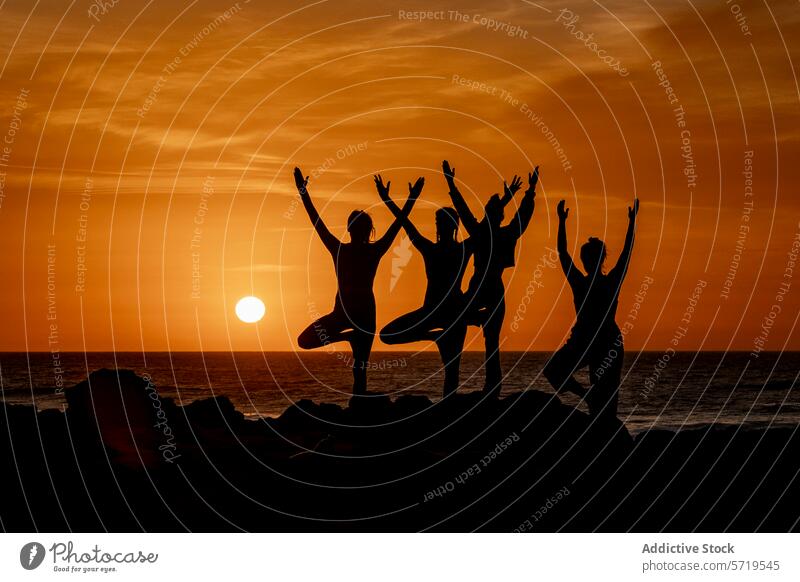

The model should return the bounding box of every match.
[331,242,382,323]
[467,222,519,300]
[567,272,622,339]
[420,239,471,310]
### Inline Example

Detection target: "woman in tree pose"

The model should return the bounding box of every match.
[294,167,420,395]
[443,160,538,396]
[544,198,640,419]
[375,179,472,397]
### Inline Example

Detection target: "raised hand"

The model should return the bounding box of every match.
[557,199,569,221]
[628,198,640,221]
[374,174,391,200]
[504,175,523,198]
[526,166,540,195]
[442,160,456,184]
[408,177,424,199]
[293,167,309,193]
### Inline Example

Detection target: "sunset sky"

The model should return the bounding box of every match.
[0,0,798,352]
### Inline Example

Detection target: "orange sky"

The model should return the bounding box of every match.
[0,0,798,352]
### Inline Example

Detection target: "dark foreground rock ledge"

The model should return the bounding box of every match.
[0,369,798,531]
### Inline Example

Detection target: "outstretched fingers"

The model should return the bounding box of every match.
[374,174,391,197]
[442,160,456,182]
[628,198,640,219]
[557,199,569,219]
[408,176,425,196]
[529,166,539,189]
[505,175,522,194]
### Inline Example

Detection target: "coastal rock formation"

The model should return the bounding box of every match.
[0,369,797,531]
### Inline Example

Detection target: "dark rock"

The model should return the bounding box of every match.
[64,368,163,467]
[182,395,243,427]
[0,370,797,532]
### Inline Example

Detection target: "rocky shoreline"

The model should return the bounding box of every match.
[0,369,797,531]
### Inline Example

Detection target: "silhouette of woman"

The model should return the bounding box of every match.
[544,198,640,419]
[442,160,538,396]
[294,167,421,395]
[375,180,472,397]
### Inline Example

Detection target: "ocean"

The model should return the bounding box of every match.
[0,351,797,434]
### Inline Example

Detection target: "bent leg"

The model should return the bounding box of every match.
[543,339,588,397]
[298,312,351,349]
[379,308,436,345]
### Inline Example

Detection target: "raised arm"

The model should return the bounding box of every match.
[375,176,431,252]
[442,160,480,236]
[374,175,422,256]
[294,167,340,255]
[609,198,639,282]
[499,174,523,208]
[557,200,583,288]
[507,167,538,237]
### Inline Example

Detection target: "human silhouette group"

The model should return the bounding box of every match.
[293,162,639,420]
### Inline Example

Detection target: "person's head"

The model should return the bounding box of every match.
[580,237,607,275]
[347,210,374,243]
[435,207,460,243]
[484,194,504,226]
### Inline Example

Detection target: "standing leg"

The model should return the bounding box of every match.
[437,319,467,397]
[350,330,375,396]
[482,297,506,396]
[588,335,623,420]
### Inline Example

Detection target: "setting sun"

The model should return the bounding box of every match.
[235,296,266,323]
